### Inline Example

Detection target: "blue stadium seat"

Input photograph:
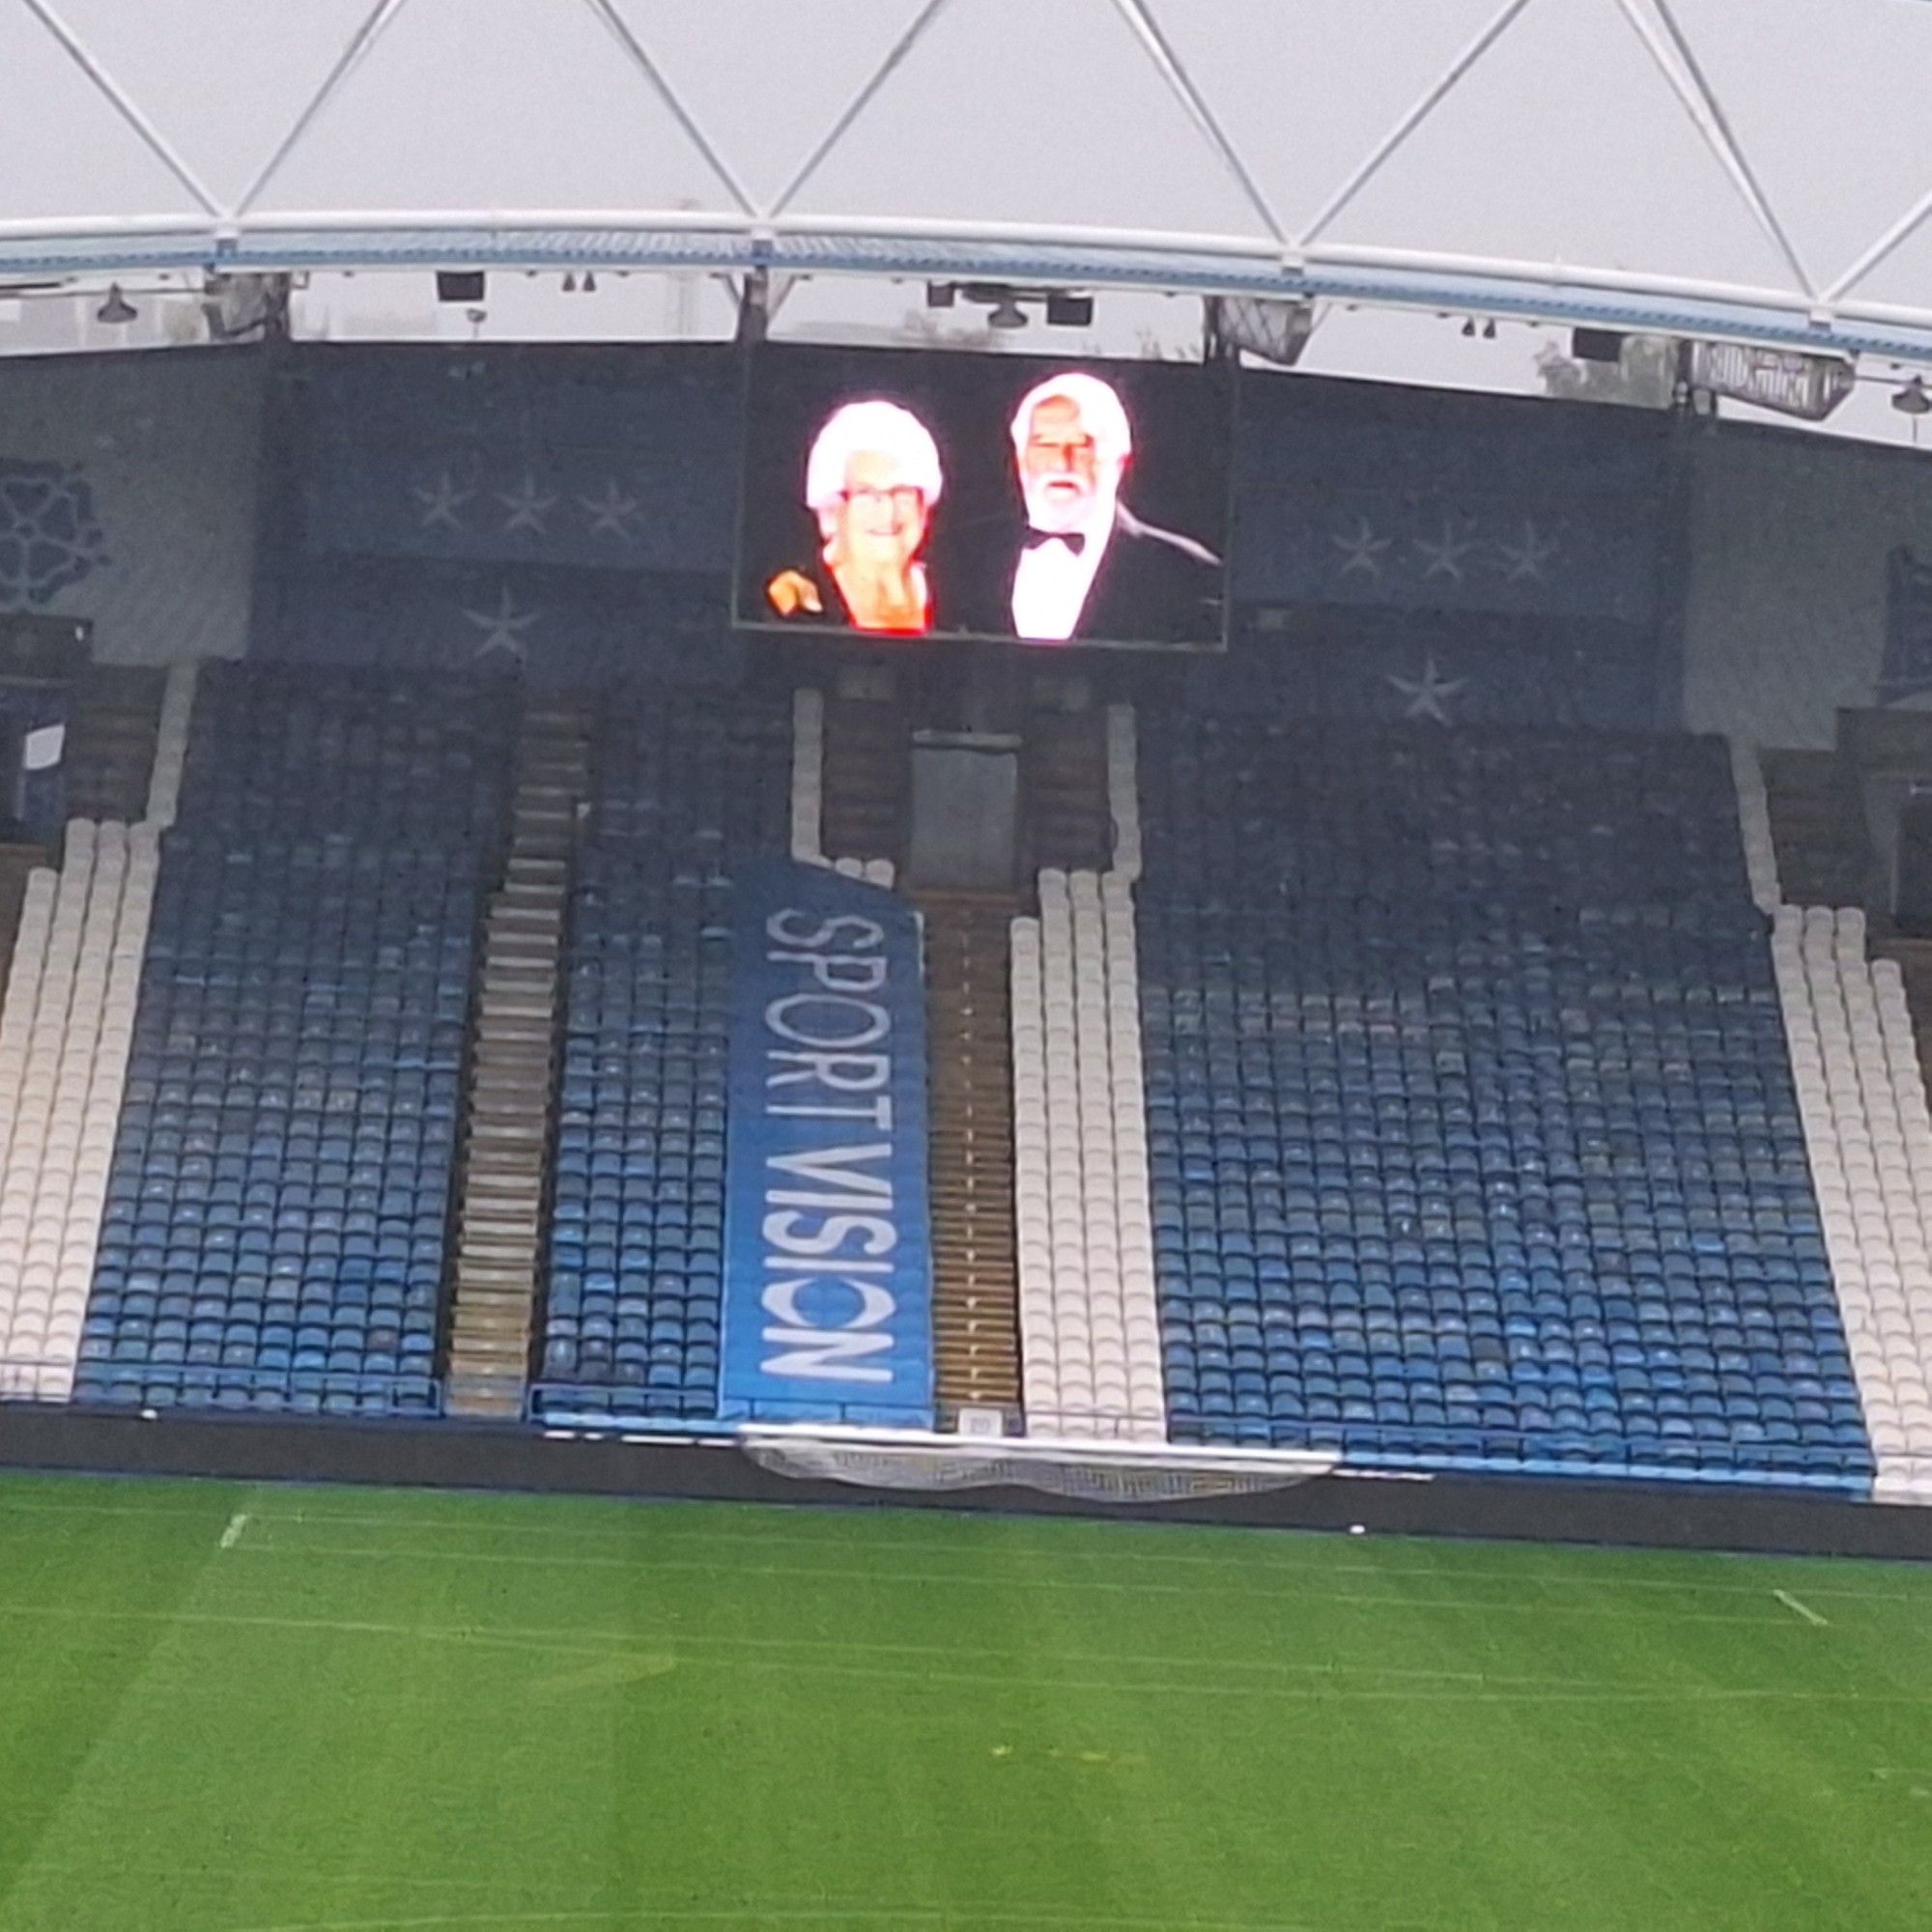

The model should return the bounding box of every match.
[1134,719,1874,1489]
[533,691,790,1425]
[74,667,510,1416]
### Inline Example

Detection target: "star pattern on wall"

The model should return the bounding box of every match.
[1386,654,1467,724]
[1412,519,1481,583]
[1493,519,1560,582]
[497,473,557,536]
[412,470,472,532]
[1330,517,1392,580]
[579,479,639,540]
[461,583,539,661]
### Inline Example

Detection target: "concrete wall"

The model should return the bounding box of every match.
[0,348,264,666]
[1683,422,1932,750]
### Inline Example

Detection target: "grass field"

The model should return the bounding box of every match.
[0,1474,1929,1931]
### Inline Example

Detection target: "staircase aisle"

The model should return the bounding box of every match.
[1022,701,1112,873]
[0,668,170,1013]
[444,701,590,1418]
[822,689,911,871]
[918,891,1023,1420]
[64,666,166,824]
[1872,936,1932,1095]
[0,843,43,1001]
[1762,749,1867,909]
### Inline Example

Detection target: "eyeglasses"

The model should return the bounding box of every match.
[842,485,924,510]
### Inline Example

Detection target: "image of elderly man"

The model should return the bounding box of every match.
[993,370,1220,644]
[766,398,944,635]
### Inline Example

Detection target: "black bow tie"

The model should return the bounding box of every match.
[1023,528,1086,555]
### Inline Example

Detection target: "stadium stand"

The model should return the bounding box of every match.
[1760,749,1868,911]
[819,682,909,878]
[1020,696,1112,876]
[789,687,826,867]
[1012,866,1164,1440]
[0,664,190,1400]
[1130,715,1873,1485]
[71,667,510,1415]
[0,822,158,1397]
[0,841,41,996]
[1009,701,1161,1439]
[921,889,1023,1416]
[445,702,592,1418]
[1735,738,1932,1497]
[63,665,168,825]
[1773,907,1932,1496]
[534,686,792,1423]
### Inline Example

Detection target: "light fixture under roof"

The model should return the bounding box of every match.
[987,294,1027,330]
[95,283,136,326]
[1893,376,1932,417]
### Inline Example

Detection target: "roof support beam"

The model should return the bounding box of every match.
[1616,0,1814,299]
[580,0,756,218]
[770,0,954,218]
[1827,184,1932,306]
[19,0,222,217]
[1113,0,1284,245]
[1297,0,1535,248]
[235,0,413,218]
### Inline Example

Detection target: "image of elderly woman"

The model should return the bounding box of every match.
[766,398,944,635]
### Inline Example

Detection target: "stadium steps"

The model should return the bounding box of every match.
[0,667,173,1005]
[1012,868,1164,1441]
[822,688,911,871]
[0,841,47,1003]
[445,701,591,1419]
[917,889,1023,1419]
[1022,700,1113,873]
[1762,748,1868,909]
[1871,936,1932,1095]
[63,665,167,824]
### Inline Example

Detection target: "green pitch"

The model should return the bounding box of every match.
[0,1473,1929,1931]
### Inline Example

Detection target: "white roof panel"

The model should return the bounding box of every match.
[1670,0,1932,301]
[629,0,939,215]
[1149,0,1506,242]
[1321,0,1804,297]
[781,0,1272,242]
[4,0,1932,359]
[249,0,743,218]
[0,2,205,224]
[55,0,379,213]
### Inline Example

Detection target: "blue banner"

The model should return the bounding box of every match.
[721,859,933,1427]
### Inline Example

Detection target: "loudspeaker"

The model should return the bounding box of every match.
[1045,290,1094,327]
[1572,327,1624,364]
[436,270,486,304]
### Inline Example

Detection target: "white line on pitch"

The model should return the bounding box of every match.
[1774,1588,1829,1627]
[219,1513,250,1551]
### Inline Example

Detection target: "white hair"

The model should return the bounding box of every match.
[1009,371,1132,467]
[804,399,943,512]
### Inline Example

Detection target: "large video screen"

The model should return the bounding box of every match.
[735,344,1233,649]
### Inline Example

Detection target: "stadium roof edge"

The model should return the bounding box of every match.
[8,221,1932,365]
